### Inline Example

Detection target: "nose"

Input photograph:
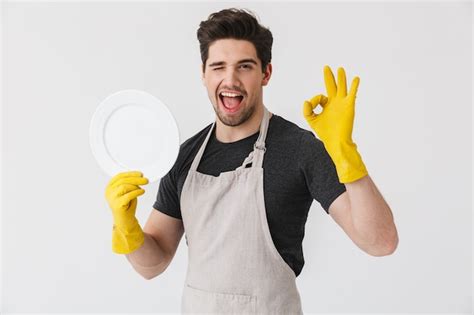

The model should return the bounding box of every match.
[221,67,240,86]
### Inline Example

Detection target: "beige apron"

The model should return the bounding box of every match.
[180,106,303,314]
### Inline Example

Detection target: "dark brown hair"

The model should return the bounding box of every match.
[197,8,273,73]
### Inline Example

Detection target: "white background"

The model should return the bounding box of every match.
[1,1,472,313]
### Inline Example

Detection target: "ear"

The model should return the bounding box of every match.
[262,63,272,86]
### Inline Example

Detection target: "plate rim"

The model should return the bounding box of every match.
[89,89,180,182]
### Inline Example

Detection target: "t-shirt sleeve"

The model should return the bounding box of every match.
[298,130,347,214]
[152,164,182,220]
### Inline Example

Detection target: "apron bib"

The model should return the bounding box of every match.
[180,107,303,314]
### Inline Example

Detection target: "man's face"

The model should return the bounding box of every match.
[201,39,272,127]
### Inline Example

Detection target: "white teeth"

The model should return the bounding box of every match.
[220,92,242,97]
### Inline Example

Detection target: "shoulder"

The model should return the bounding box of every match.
[179,123,212,151]
[269,113,320,147]
[167,122,213,176]
[299,129,328,163]
[269,115,328,169]
[179,123,213,154]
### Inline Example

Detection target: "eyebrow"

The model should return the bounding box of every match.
[208,59,258,67]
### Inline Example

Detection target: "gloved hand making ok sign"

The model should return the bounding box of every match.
[303,65,368,183]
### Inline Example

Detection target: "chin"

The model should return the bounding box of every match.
[215,101,256,127]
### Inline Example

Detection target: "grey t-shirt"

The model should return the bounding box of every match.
[153,113,346,277]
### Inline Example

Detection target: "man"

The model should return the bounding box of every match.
[105,8,398,314]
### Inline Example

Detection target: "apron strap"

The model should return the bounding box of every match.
[237,106,270,170]
[190,122,215,171]
[250,106,269,169]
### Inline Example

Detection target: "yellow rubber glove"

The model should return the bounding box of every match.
[303,65,368,183]
[105,171,148,254]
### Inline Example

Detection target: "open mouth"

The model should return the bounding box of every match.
[219,91,244,113]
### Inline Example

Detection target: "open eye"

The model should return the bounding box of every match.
[240,64,252,69]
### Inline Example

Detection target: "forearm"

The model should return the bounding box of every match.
[125,232,171,279]
[345,175,398,255]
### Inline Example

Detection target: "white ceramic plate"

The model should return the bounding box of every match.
[89,89,180,183]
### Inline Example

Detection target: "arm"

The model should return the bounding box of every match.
[329,175,398,256]
[303,66,398,256]
[126,209,184,279]
[345,175,398,254]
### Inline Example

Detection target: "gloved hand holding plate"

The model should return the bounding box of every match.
[89,89,180,183]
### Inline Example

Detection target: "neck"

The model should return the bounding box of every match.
[215,106,272,143]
